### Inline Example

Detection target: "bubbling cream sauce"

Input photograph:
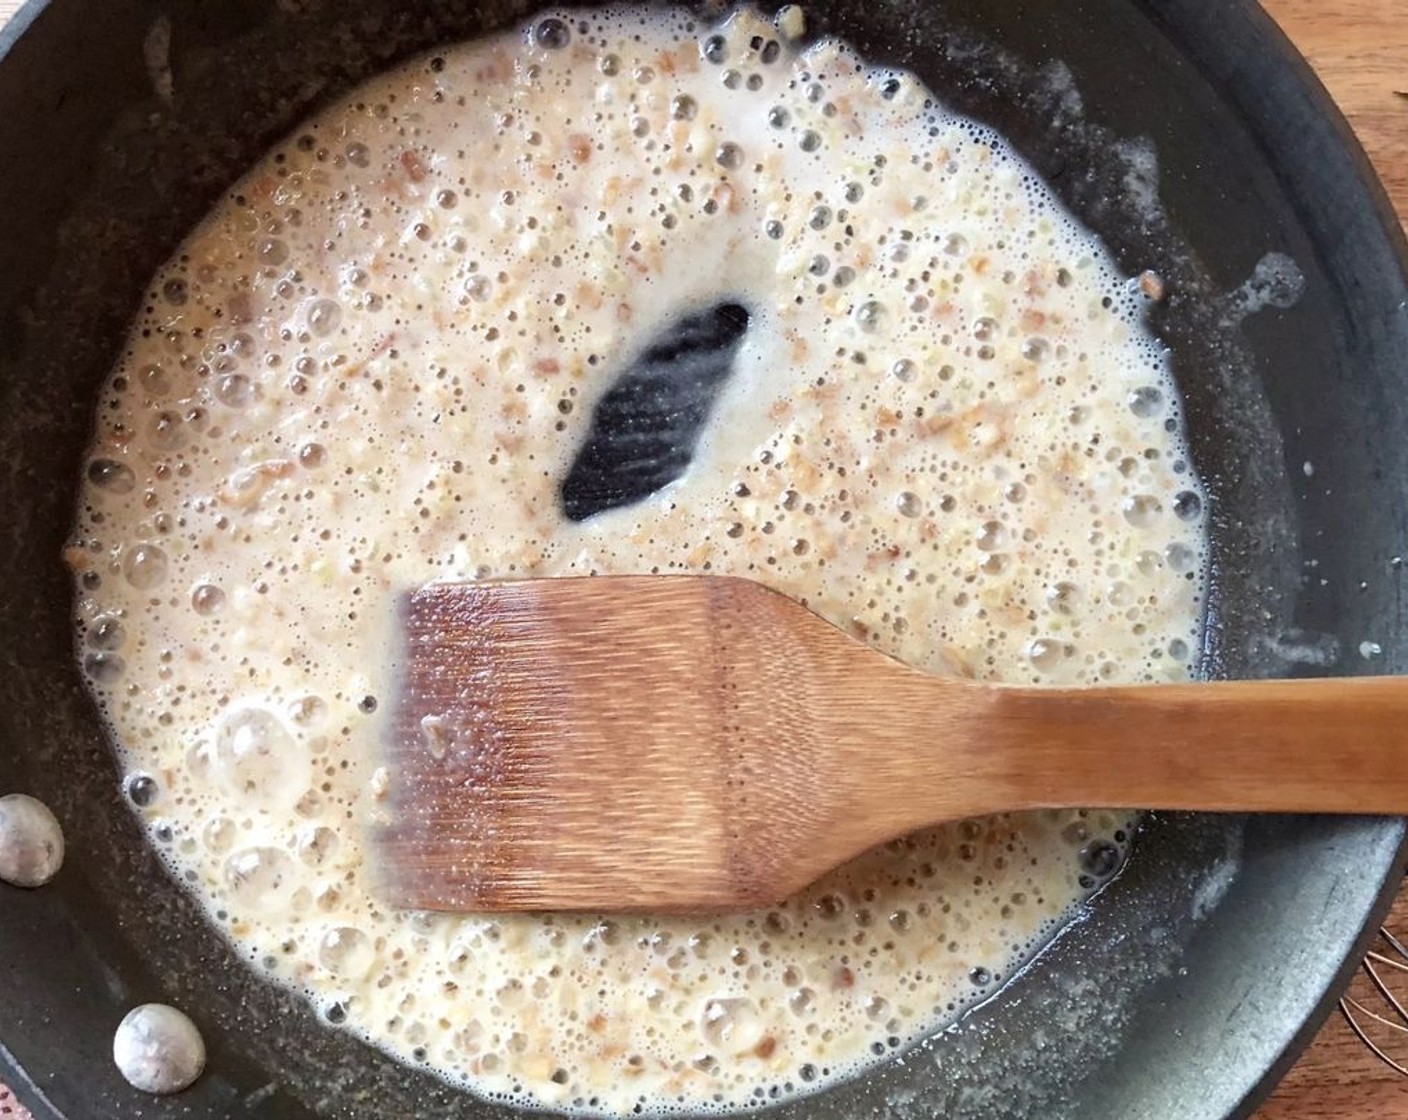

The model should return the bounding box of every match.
[68,5,1207,1114]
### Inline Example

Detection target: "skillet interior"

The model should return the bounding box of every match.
[0,0,1405,1117]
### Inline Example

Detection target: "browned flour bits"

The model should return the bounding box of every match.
[68,5,1207,1113]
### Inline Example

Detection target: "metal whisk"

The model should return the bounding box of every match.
[1341,925,1408,1075]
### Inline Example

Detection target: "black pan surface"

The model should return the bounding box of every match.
[0,1,1406,1118]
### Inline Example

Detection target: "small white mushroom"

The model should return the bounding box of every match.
[0,793,64,887]
[112,1004,206,1094]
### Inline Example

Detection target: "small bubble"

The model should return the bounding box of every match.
[855,300,885,333]
[765,220,784,240]
[670,95,697,121]
[139,365,171,395]
[83,651,126,684]
[969,967,992,987]
[599,53,620,76]
[191,583,224,616]
[435,189,457,209]
[1173,490,1202,521]
[700,997,760,1048]
[88,615,126,650]
[1128,386,1164,418]
[162,278,188,306]
[808,254,830,277]
[1021,337,1050,363]
[1166,542,1197,573]
[224,846,296,912]
[798,130,821,153]
[319,926,375,977]
[88,459,136,494]
[214,373,254,408]
[123,543,169,590]
[768,106,790,129]
[1079,839,1122,879]
[1026,638,1063,672]
[296,825,339,866]
[1135,549,1164,576]
[896,491,921,518]
[289,695,326,727]
[533,16,571,49]
[892,358,916,383]
[1122,495,1161,528]
[345,142,370,168]
[298,442,326,469]
[702,34,727,64]
[465,274,493,302]
[126,774,160,807]
[148,411,185,451]
[715,142,742,170]
[257,237,288,266]
[308,299,342,338]
[975,520,1004,552]
[359,695,378,714]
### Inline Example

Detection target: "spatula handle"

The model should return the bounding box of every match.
[965,675,1408,818]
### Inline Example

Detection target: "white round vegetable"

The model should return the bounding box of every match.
[0,793,64,887]
[112,1003,206,1094]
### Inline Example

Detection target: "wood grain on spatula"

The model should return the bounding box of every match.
[375,574,1408,914]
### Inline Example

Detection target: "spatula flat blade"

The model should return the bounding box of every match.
[373,577,819,912]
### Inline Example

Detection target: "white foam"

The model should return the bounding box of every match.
[1224,251,1306,325]
[68,5,1208,1115]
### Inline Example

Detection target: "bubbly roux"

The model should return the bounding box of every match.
[68,6,1207,1113]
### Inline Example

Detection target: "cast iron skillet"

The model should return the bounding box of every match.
[1,0,1406,1117]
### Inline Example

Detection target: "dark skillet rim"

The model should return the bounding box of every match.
[1,0,1407,1116]
[1235,825,1408,1118]
[1154,0,1408,1113]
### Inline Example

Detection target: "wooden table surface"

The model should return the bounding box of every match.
[1,0,1407,1116]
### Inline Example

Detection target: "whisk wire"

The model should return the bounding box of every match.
[1341,925,1408,1077]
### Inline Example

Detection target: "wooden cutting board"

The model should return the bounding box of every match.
[0,0,1404,1116]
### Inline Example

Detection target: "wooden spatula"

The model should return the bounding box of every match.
[374,574,1408,914]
